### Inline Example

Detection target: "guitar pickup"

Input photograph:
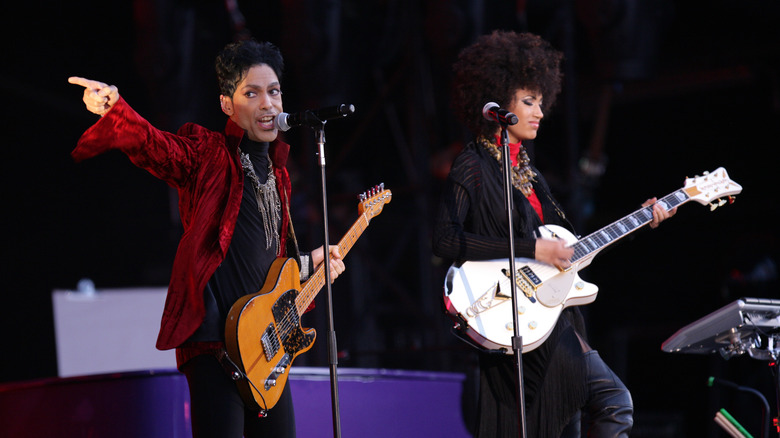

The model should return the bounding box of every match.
[518,266,542,289]
[502,267,539,302]
[264,353,292,390]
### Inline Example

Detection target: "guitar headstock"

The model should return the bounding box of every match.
[358,183,392,219]
[683,167,743,210]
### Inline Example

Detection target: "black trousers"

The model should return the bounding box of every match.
[476,349,633,437]
[181,354,296,438]
[560,350,633,438]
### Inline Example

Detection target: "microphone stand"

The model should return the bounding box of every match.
[310,119,343,438]
[498,124,528,437]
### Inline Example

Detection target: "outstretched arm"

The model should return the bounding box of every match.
[68,76,119,116]
[68,76,201,187]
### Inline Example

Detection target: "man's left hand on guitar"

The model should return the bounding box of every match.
[311,245,345,281]
[643,197,677,229]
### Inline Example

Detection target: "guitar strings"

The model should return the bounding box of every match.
[271,215,367,343]
[245,194,385,411]
[273,202,381,340]
[570,190,687,265]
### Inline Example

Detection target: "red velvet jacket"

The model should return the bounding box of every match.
[72,97,294,350]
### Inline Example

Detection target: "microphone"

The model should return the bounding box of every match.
[275,104,355,131]
[482,102,518,125]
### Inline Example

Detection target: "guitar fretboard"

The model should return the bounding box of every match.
[294,214,371,314]
[571,189,689,263]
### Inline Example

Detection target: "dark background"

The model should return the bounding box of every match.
[1,1,779,436]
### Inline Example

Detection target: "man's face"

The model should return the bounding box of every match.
[221,64,283,142]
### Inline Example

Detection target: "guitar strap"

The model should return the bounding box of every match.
[531,167,577,234]
[282,191,303,271]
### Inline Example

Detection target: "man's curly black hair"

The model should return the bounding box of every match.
[451,31,563,138]
[215,39,284,98]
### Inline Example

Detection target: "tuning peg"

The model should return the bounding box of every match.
[728,196,736,204]
[709,198,728,211]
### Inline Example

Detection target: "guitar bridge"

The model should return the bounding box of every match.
[264,353,292,390]
[261,323,281,361]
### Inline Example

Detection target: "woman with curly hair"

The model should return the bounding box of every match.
[433,30,674,437]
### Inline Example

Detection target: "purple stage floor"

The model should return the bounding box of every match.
[0,367,472,437]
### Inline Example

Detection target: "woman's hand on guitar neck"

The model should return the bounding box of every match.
[643,197,677,229]
[535,238,574,270]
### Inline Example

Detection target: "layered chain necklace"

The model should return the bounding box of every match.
[477,136,537,197]
[239,148,281,253]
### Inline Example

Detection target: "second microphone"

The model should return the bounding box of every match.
[482,102,518,126]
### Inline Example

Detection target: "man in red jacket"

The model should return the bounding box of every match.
[69,39,344,438]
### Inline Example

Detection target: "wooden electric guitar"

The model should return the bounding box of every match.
[225,185,391,411]
[443,167,742,353]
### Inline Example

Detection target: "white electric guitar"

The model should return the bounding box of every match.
[443,167,742,353]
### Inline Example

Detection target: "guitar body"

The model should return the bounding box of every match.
[225,257,316,411]
[224,185,393,411]
[442,167,742,353]
[444,225,598,353]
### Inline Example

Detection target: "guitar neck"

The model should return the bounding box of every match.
[571,189,690,264]
[294,213,371,314]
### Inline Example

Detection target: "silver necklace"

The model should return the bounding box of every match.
[239,148,281,253]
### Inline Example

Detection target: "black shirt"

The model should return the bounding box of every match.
[189,138,281,342]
